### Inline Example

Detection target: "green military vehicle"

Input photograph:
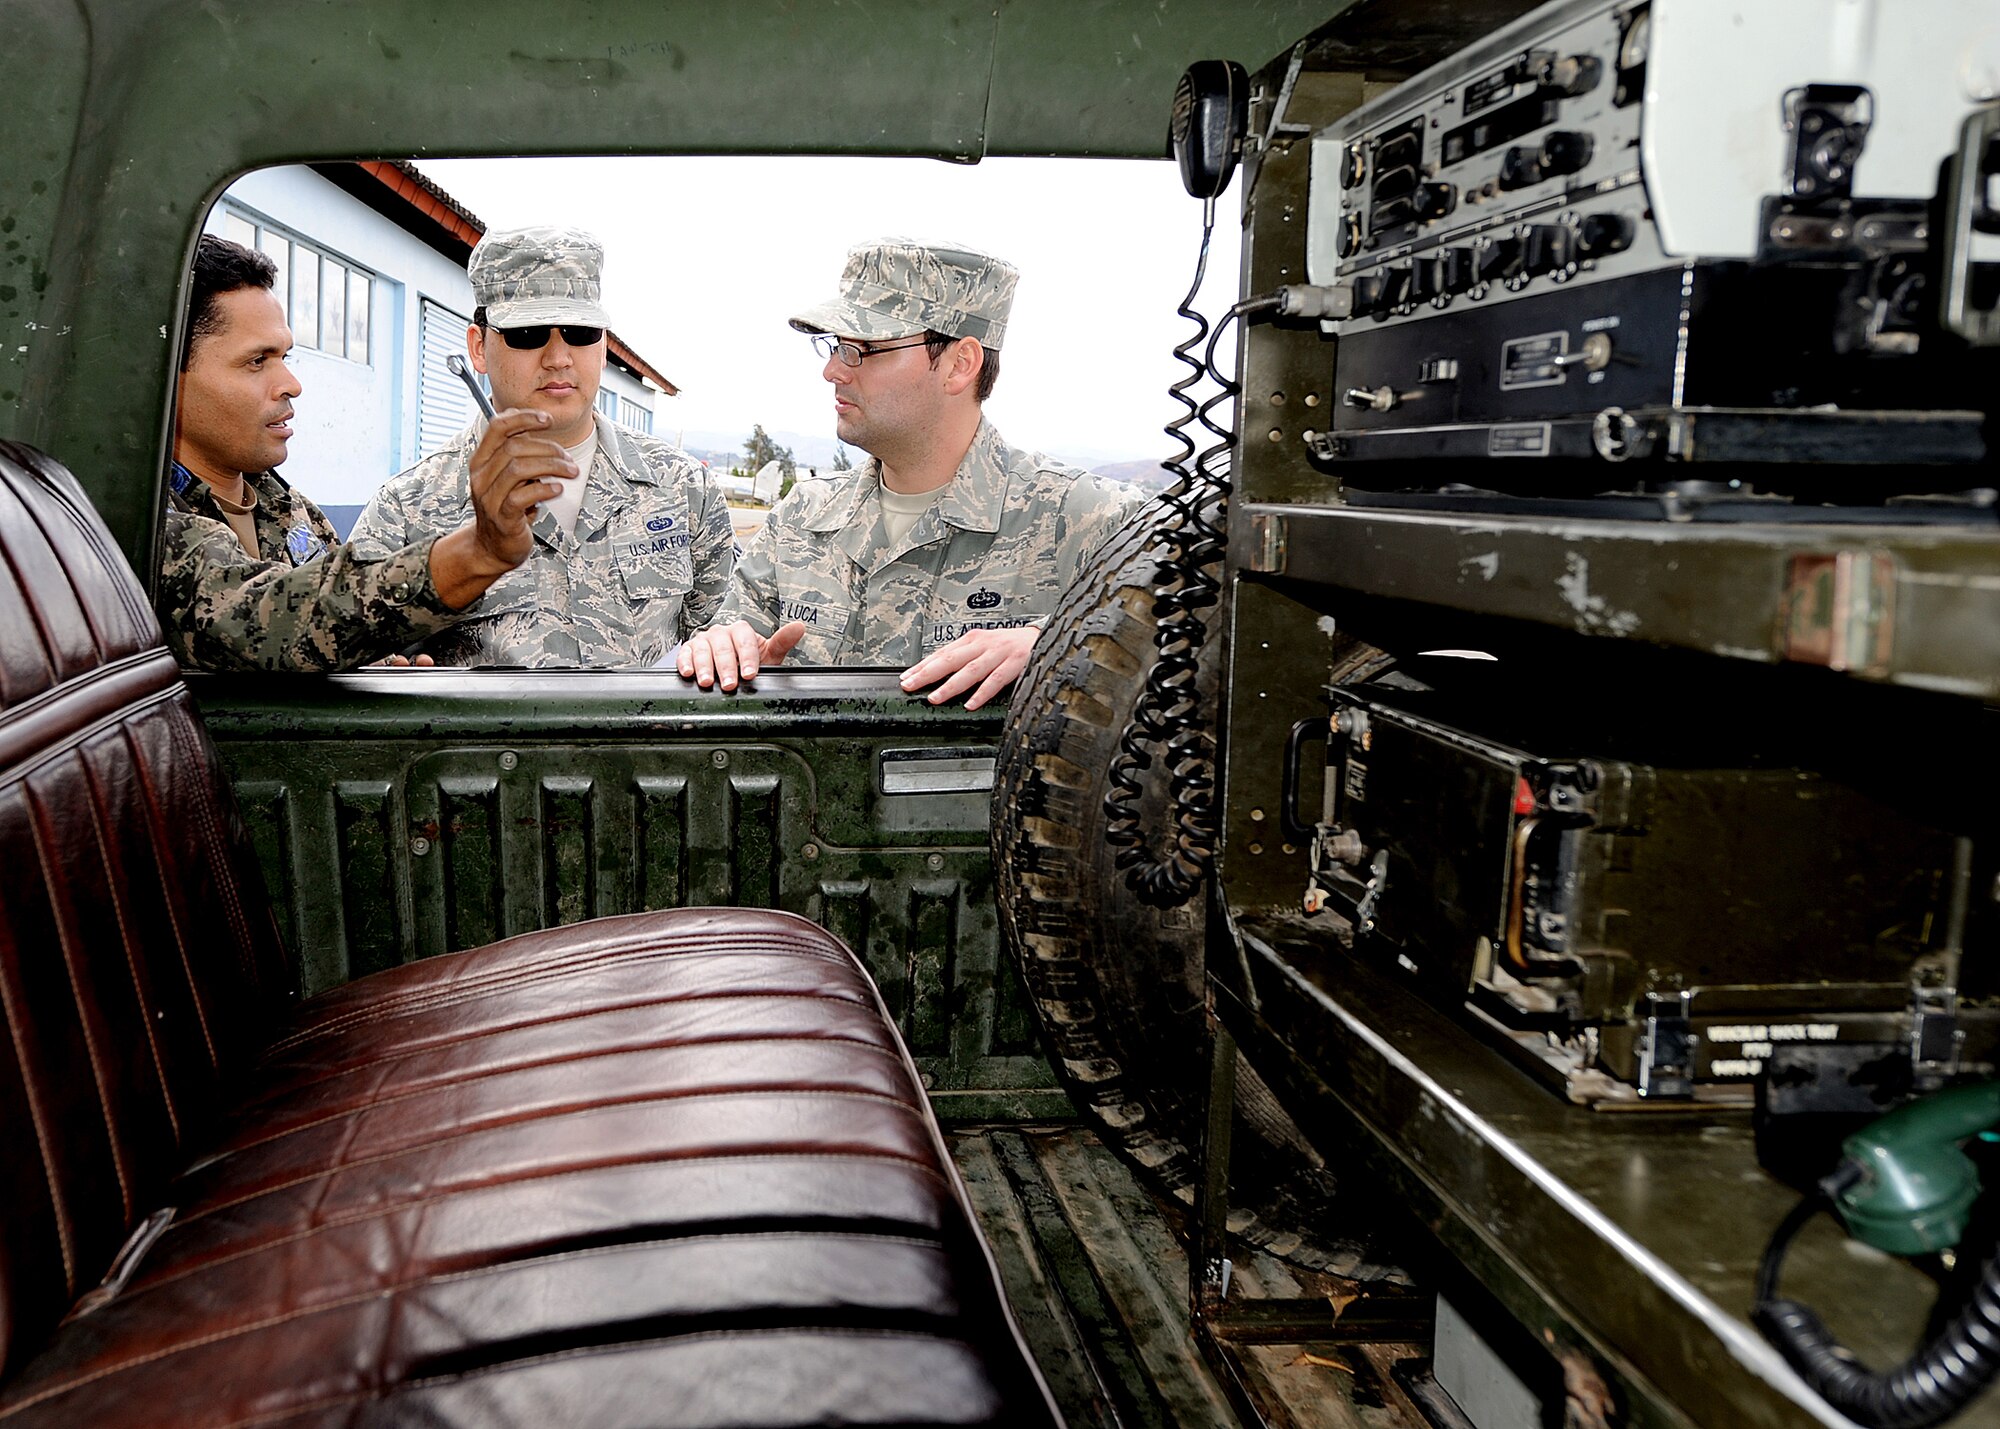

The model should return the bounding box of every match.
[4,0,1999,1425]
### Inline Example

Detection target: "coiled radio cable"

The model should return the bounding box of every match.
[1104,207,1278,908]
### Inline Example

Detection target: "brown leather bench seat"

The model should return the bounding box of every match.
[0,442,1061,1428]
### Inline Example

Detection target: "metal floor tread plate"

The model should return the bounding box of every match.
[953,1124,1428,1429]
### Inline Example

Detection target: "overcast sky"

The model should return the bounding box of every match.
[416,155,1243,470]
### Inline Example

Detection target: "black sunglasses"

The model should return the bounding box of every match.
[492,324,606,350]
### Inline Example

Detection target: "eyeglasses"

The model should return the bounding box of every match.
[492,324,606,351]
[810,333,932,368]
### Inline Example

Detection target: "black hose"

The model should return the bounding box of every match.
[1756,1184,2000,1428]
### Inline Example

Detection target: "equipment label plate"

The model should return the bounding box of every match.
[1488,423,1552,457]
[1500,330,1569,390]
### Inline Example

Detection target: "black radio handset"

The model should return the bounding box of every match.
[1169,60,1249,211]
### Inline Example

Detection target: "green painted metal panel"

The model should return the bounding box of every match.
[0,0,1345,566]
[437,774,502,951]
[634,774,688,912]
[907,881,960,1059]
[541,775,596,927]
[197,671,1065,1109]
[333,779,400,979]
[728,771,783,909]
[231,779,297,960]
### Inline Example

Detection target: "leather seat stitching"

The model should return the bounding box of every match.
[207,1329,988,1429]
[0,1234,950,1417]
[94,1150,954,1302]
[266,937,860,1049]
[118,721,219,1068]
[77,748,180,1142]
[219,1032,905,1154]
[27,783,136,1220]
[178,1087,933,1222]
[270,978,881,1060]
[0,872,78,1293]
[261,988,897,1088]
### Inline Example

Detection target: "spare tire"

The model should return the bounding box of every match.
[992,489,1397,1269]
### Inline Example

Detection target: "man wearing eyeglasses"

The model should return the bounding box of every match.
[349,226,735,667]
[675,238,1136,709]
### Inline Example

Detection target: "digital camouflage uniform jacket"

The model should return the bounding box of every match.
[715,418,1138,664]
[349,414,736,668]
[156,464,466,672]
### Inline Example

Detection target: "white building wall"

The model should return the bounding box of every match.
[599,365,656,435]
[209,166,478,510]
[206,166,674,530]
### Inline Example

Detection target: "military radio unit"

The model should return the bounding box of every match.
[1272,0,2000,1106]
[1301,0,1997,493]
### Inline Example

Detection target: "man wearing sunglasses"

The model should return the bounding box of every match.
[675,239,1136,709]
[350,226,734,667]
[158,235,569,670]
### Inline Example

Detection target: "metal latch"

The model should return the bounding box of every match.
[1638,991,1694,1099]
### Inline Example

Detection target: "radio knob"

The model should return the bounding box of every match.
[1337,212,1364,258]
[1523,224,1577,276]
[1378,264,1413,310]
[1497,145,1543,190]
[1537,129,1594,178]
[1577,212,1635,259]
[1413,181,1457,223]
[1352,271,1389,317]
[1409,252,1447,304]
[1542,54,1603,97]
[1442,247,1477,295]
[1341,143,1367,190]
[1476,235,1524,284]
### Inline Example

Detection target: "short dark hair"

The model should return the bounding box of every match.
[473,305,488,328]
[924,330,999,402]
[181,234,277,371]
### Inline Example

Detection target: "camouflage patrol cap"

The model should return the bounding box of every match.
[469,225,612,328]
[790,238,1017,349]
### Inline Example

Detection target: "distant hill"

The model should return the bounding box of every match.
[677,424,1173,488]
[679,429,848,472]
[1091,459,1176,490]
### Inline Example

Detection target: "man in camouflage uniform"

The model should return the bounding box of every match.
[349,226,734,668]
[159,235,569,670]
[675,238,1137,709]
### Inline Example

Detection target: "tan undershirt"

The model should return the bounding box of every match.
[878,485,940,547]
[210,482,261,559]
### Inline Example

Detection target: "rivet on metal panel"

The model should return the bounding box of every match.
[1245,511,1288,574]
[1781,551,1896,673]
[711,750,730,768]
[409,836,432,857]
[498,751,519,771]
